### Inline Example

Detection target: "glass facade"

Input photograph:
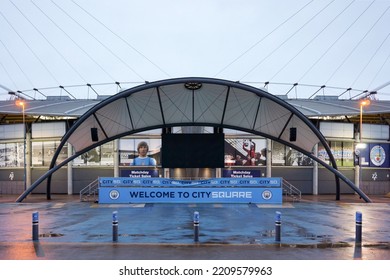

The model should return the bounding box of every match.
[73,142,114,166]
[1,128,389,196]
[31,141,68,166]
[271,141,313,166]
[0,137,366,168]
[318,141,354,167]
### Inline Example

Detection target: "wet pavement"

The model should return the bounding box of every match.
[0,194,389,260]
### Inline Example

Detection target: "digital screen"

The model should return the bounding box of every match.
[161,133,225,168]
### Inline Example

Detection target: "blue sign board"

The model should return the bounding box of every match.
[357,143,390,168]
[99,187,282,204]
[98,177,282,204]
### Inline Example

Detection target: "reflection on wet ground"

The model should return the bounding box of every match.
[0,194,389,259]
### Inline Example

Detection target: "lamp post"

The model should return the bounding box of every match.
[360,99,370,142]
[16,100,26,191]
[356,99,370,189]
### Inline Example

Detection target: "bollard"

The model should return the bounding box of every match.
[32,211,39,241]
[112,211,118,242]
[355,211,362,246]
[193,211,200,242]
[275,211,281,242]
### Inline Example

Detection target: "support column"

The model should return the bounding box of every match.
[26,131,32,189]
[266,139,272,177]
[354,132,360,188]
[67,143,73,195]
[113,139,119,177]
[164,168,170,178]
[216,168,222,178]
[312,144,318,195]
[354,162,360,188]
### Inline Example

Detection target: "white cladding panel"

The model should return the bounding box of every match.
[0,124,24,139]
[32,122,66,138]
[320,122,354,138]
[362,124,389,140]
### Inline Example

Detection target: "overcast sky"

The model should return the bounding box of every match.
[1,0,390,100]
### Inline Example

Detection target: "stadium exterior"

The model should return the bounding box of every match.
[0,78,389,202]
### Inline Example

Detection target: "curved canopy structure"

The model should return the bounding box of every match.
[16,77,371,202]
[70,78,322,153]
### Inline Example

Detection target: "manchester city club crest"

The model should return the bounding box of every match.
[262,190,272,200]
[370,145,386,166]
[109,189,120,200]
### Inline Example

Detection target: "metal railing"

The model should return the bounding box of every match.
[79,178,99,202]
[282,179,301,202]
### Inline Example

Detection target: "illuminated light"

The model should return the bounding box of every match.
[356,143,367,149]
[360,99,370,107]
[15,100,25,107]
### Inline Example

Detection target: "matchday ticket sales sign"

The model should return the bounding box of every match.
[98,177,282,204]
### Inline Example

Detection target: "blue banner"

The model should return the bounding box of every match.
[98,187,282,204]
[98,177,281,187]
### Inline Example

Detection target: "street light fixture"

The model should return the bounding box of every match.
[16,100,26,191]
